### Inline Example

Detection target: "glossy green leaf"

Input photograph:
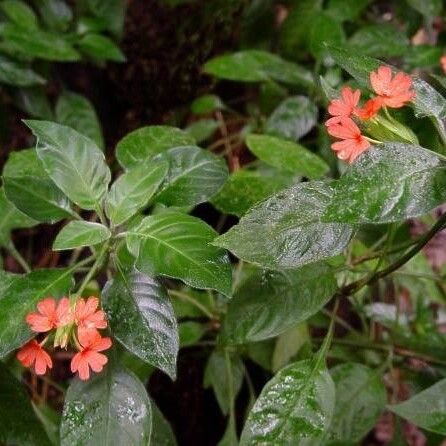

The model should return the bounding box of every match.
[35,0,72,32]
[105,159,168,226]
[240,358,335,445]
[116,125,195,170]
[389,378,446,435]
[0,187,37,246]
[55,91,104,150]
[151,400,177,446]
[53,221,111,251]
[327,45,446,121]
[328,363,386,442]
[61,364,152,446]
[3,149,74,223]
[204,50,313,87]
[0,55,45,86]
[77,33,125,62]
[102,269,179,379]
[0,24,80,61]
[215,181,353,269]
[246,134,329,179]
[0,0,38,29]
[211,168,292,217]
[191,94,224,114]
[266,96,318,141]
[309,12,345,59]
[155,146,228,207]
[322,143,446,224]
[222,264,337,344]
[204,351,244,415]
[25,120,111,210]
[0,268,73,357]
[348,24,408,58]
[127,212,232,296]
[0,364,51,446]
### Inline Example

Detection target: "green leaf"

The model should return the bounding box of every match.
[25,120,111,210]
[53,221,111,251]
[0,270,17,296]
[389,378,446,435]
[76,33,125,62]
[102,269,179,379]
[127,212,232,296]
[15,87,53,119]
[55,91,104,150]
[105,159,168,226]
[204,50,313,88]
[0,55,45,86]
[214,181,353,270]
[322,143,446,224]
[185,119,219,143]
[326,45,446,121]
[179,321,205,347]
[211,169,291,217]
[0,268,73,357]
[151,400,177,446]
[0,364,51,445]
[326,0,371,21]
[246,134,329,179]
[308,12,345,59]
[60,364,152,446]
[0,187,37,246]
[155,146,228,207]
[266,96,318,141]
[0,23,80,61]
[328,363,386,442]
[191,94,224,114]
[240,358,335,445]
[85,0,125,36]
[348,24,408,58]
[222,264,337,344]
[0,0,39,29]
[34,0,72,32]
[204,351,244,415]
[116,125,195,170]
[406,0,442,20]
[3,149,74,223]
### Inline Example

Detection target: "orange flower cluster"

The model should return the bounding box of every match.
[17,296,111,380]
[441,55,446,74]
[325,66,415,163]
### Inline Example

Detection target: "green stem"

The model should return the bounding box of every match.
[6,241,31,273]
[168,289,214,319]
[224,348,236,436]
[77,242,110,296]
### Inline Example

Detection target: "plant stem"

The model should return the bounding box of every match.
[168,289,214,319]
[224,348,236,437]
[7,241,31,273]
[77,243,109,296]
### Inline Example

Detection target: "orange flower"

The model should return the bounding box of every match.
[326,117,370,163]
[327,87,361,124]
[355,97,383,120]
[441,56,446,74]
[71,330,112,380]
[74,297,107,335]
[17,340,52,375]
[26,297,72,333]
[370,66,415,108]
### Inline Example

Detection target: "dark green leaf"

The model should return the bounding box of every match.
[389,378,446,435]
[53,221,111,251]
[322,143,446,224]
[0,187,37,246]
[127,212,232,296]
[102,269,179,379]
[33,403,61,446]
[151,400,177,446]
[0,23,80,61]
[3,149,74,223]
[85,0,125,36]
[328,363,386,442]
[214,181,353,269]
[266,96,318,141]
[25,120,111,210]
[116,125,195,170]
[326,0,370,21]
[222,264,337,344]
[204,50,313,88]
[55,91,104,150]
[179,321,205,347]
[34,0,72,32]
[246,134,329,179]
[0,268,73,357]
[0,0,38,29]
[61,364,152,445]
[406,0,442,19]
[15,87,53,119]
[105,159,168,226]
[0,364,51,445]
[155,146,228,207]
[309,12,345,59]
[0,55,45,86]
[240,358,335,445]
[76,33,125,62]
